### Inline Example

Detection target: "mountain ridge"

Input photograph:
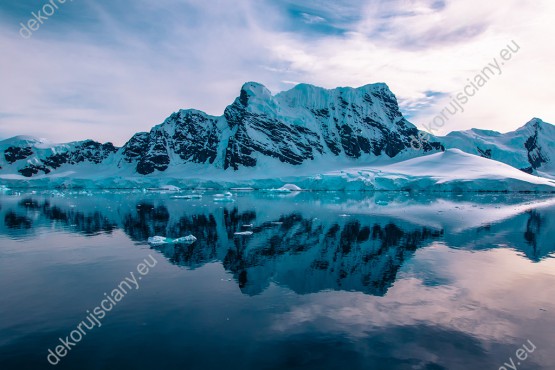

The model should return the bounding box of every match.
[0,82,553,188]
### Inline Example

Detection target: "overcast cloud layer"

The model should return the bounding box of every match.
[1,0,554,145]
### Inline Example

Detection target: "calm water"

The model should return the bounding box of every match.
[0,189,554,370]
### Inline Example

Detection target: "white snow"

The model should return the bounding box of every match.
[314,149,555,192]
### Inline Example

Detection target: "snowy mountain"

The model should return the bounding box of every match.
[119,82,442,175]
[0,136,117,177]
[441,118,555,178]
[0,82,442,180]
[0,81,554,191]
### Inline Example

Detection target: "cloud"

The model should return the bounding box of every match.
[265,0,555,134]
[0,0,554,144]
[300,12,326,24]
[271,244,555,347]
[0,0,290,144]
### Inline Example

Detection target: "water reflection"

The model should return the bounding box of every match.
[1,192,554,297]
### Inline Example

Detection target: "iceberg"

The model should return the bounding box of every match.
[266,184,302,193]
[234,231,254,236]
[280,184,302,191]
[147,235,197,245]
[214,197,235,203]
[267,188,291,193]
[173,235,198,243]
[171,194,202,199]
[147,185,181,192]
[213,192,232,198]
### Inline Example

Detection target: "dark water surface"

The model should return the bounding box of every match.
[0,189,554,370]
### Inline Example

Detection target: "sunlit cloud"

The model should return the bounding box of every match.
[0,0,554,145]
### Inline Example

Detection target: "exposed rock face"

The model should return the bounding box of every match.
[15,140,117,177]
[522,120,549,173]
[222,89,325,170]
[4,146,34,164]
[117,82,443,174]
[121,111,224,175]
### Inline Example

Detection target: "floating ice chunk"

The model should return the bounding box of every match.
[280,184,302,191]
[214,197,235,203]
[242,224,253,228]
[224,191,233,197]
[267,187,291,193]
[234,231,253,236]
[147,236,170,245]
[172,194,202,199]
[0,185,10,192]
[147,185,180,192]
[271,221,283,225]
[148,235,197,245]
[160,185,180,191]
[339,214,350,217]
[173,235,198,243]
[267,184,302,193]
[375,200,389,206]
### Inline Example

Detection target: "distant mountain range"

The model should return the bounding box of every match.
[441,117,555,177]
[0,82,553,189]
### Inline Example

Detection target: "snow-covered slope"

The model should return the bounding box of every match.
[441,118,555,177]
[1,148,554,191]
[311,149,555,192]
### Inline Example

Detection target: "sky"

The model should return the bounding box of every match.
[0,0,554,146]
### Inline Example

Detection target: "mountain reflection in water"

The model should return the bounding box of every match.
[2,191,554,297]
